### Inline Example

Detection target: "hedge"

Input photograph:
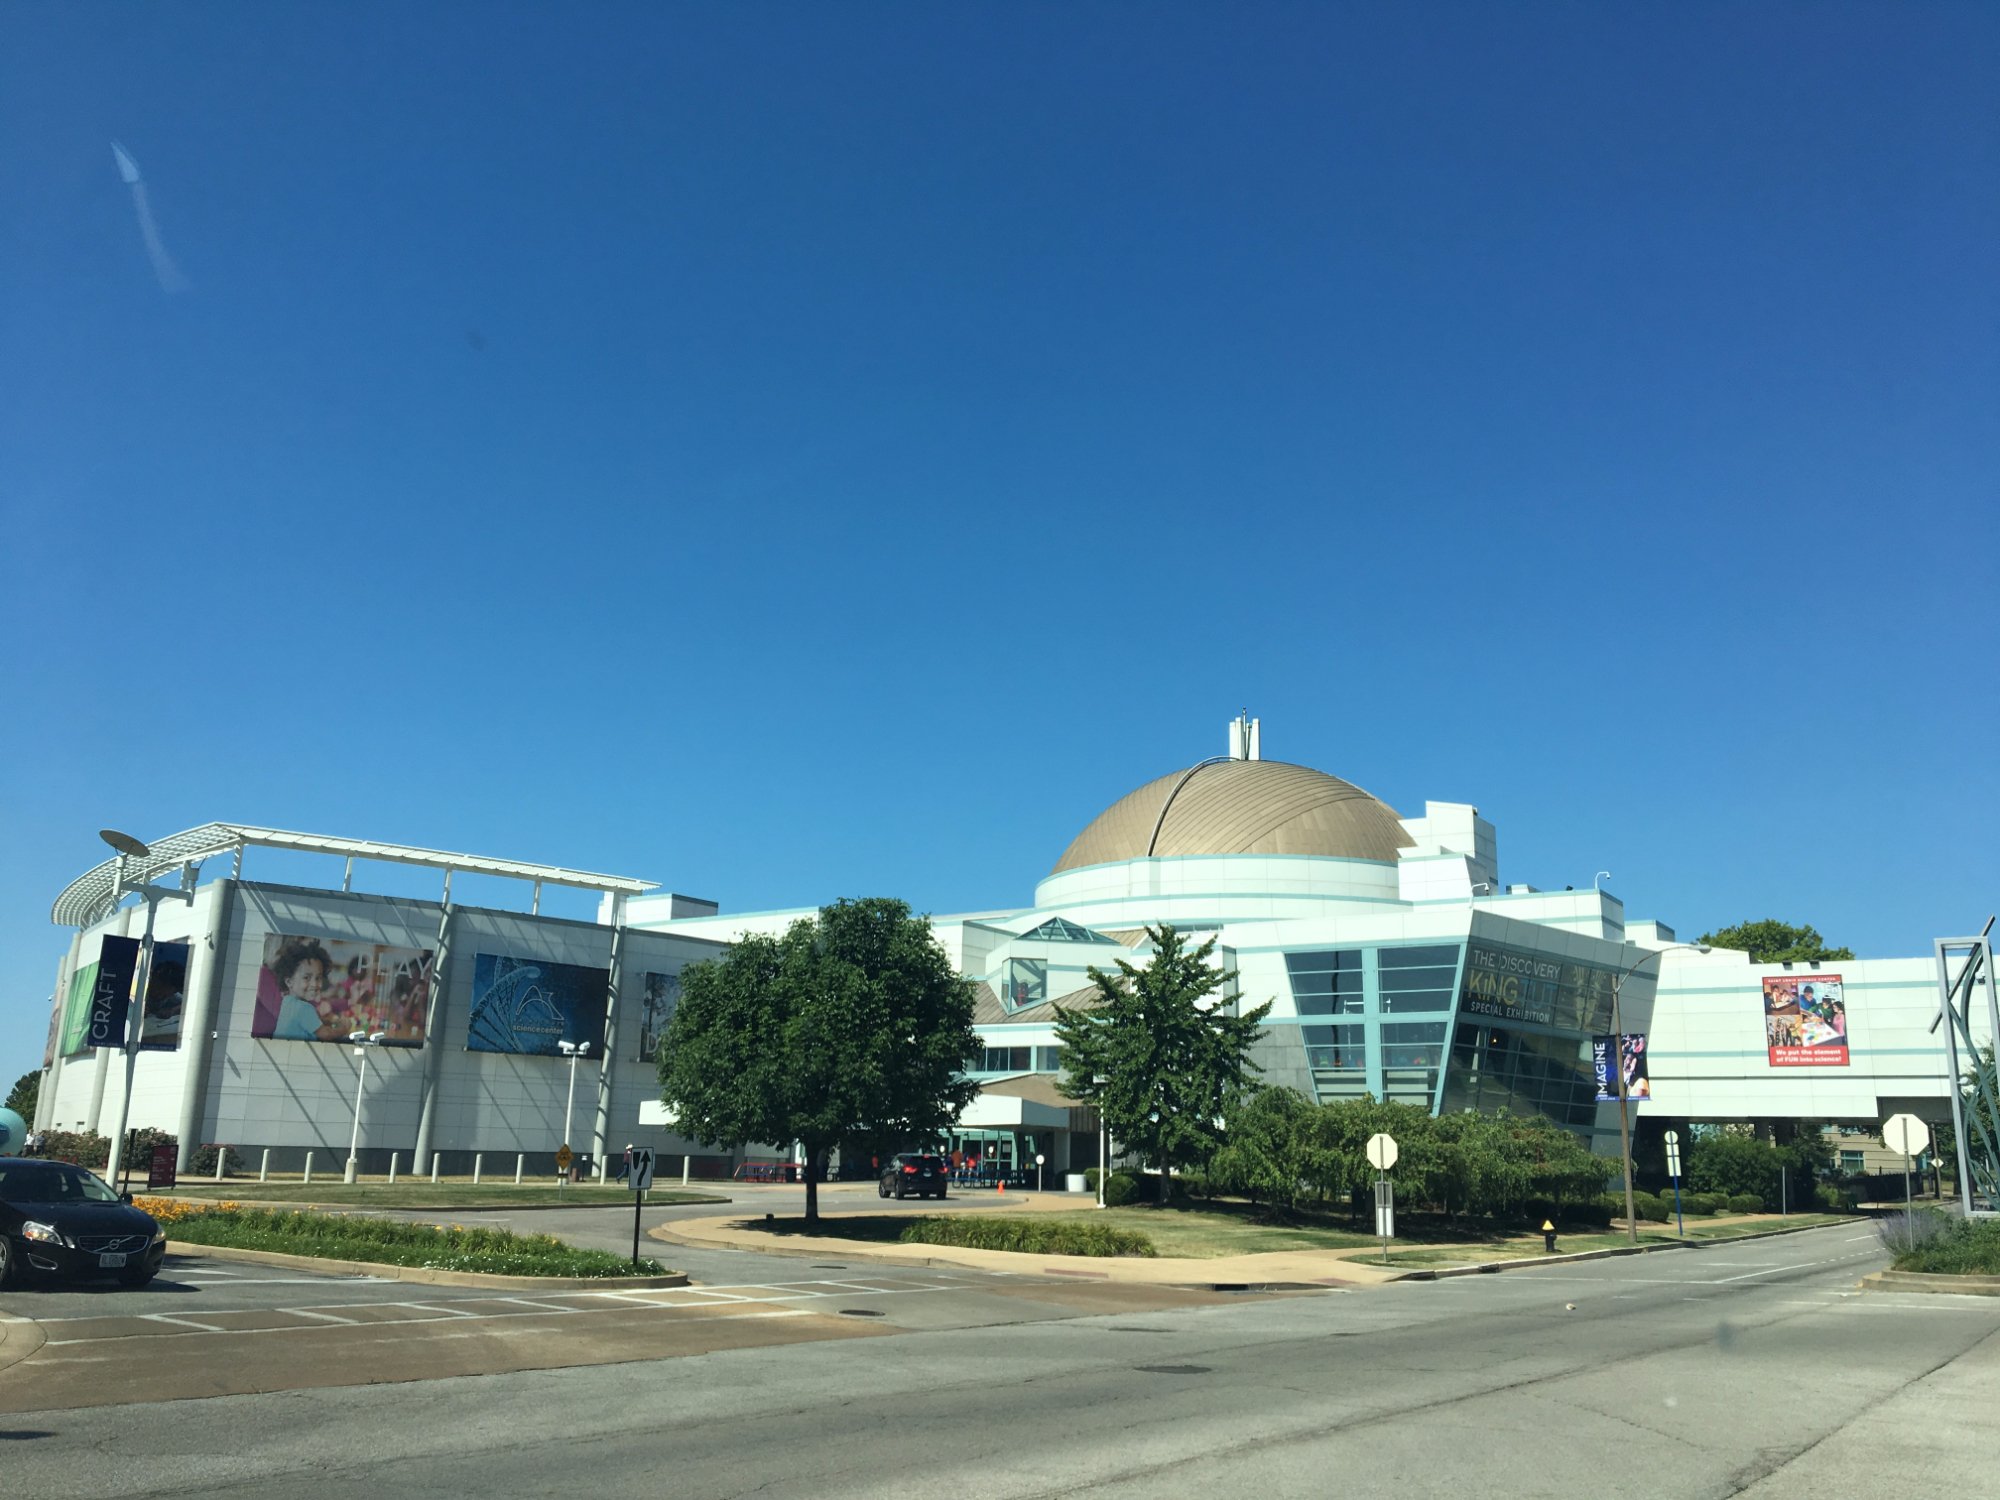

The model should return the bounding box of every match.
[897,1216,1156,1258]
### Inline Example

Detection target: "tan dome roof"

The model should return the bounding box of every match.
[1052,759,1413,874]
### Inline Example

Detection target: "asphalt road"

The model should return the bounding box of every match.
[5,1219,1996,1498]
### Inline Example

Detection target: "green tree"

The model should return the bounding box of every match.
[656,897,982,1223]
[1697,919,1853,963]
[1054,925,1273,1203]
[5,1070,38,1122]
[1210,1086,1327,1214]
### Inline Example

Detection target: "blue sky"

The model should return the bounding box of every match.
[3,4,1995,1081]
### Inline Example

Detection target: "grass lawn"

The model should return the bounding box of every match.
[139,1199,669,1276]
[148,1181,726,1210]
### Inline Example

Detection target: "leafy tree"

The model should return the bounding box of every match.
[5,1070,38,1122]
[1697,919,1853,963]
[1209,1086,1327,1213]
[656,897,982,1222]
[1687,1129,1828,1204]
[1054,925,1273,1203]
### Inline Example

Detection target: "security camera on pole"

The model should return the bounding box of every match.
[345,1030,388,1183]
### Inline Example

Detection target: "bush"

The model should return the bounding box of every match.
[136,1201,662,1277]
[1102,1171,1143,1208]
[898,1215,1156,1258]
[186,1143,241,1178]
[1726,1193,1764,1214]
[36,1129,111,1168]
[1550,1199,1612,1228]
[1890,1214,2000,1275]
[1685,1192,1727,1217]
[1631,1192,1670,1222]
[1596,1193,1629,1220]
[1815,1183,1857,1212]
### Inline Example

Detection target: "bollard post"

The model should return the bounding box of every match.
[682,1154,690,1188]
[302,1150,314,1186]
[515,1153,524,1185]
[259,1147,270,1183]
[214,1146,227,1184]
[473,1152,483,1184]
[388,1152,399,1183]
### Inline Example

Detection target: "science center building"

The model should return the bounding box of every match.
[31,721,1975,1181]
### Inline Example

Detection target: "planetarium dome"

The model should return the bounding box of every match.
[1051,728,1414,875]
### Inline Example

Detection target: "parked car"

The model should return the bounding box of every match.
[878,1152,948,1200]
[0,1158,167,1289]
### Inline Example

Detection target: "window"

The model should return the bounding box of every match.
[1441,1021,1597,1129]
[976,1046,1033,1074]
[1378,944,1460,1014]
[1016,918,1116,945]
[1840,1150,1865,1173]
[1034,1045,1065,1073]
[1287,950,1363,1015]
[1003,959,1047,1011]
[1302,1023,1366,1072]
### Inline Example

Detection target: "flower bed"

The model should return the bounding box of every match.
[136,1198,663,1277]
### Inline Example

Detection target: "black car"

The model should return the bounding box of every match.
[878,1152,948,1200]
[0,1159,167,1289]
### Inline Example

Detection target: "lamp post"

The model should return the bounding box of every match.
[345,1030,387,1183]
[1093,1073,1110,1208]
[1609,943,1711,1243]
[97,829,195,1189]
[558,1040,590,1191]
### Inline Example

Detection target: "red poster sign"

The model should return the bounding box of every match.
[147,1142,178,1190]
[1762,975,1849,1067]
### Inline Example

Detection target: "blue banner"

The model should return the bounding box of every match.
[87,936,141,1048]
[467,953,609,1055]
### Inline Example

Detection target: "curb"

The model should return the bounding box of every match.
[651,1220,1384,1290]
[166,1241,689,1291]
[650,1221,1017,1275]
[1393,1217,1857,1280]
[0,1317,48,1377]
[154,1193,729,1215]
[1859,1270,2000,1297]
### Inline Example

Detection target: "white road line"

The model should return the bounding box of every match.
[140,1314,227,1332]
[286,1308,360,1324]
[394,1302,475,1318]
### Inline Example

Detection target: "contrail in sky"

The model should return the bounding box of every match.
[111,140,188,293]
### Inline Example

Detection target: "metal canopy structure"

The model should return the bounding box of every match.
[51,822,657,928]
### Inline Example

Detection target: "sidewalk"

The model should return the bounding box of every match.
[655,1207,1414,1288]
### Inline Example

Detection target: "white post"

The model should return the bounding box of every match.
[213,1146,227,1184]
[515,1153,524,1185]
[302,1150,314,1185]
[259,1147,270,1182]
[388,1151,399,1184]
[431,1152,441,1183]
[473,1152,483,1184]
[682,1154,690,1188]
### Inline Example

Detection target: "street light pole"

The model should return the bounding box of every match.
[345,1030,386,1183]
[558,1041,590,1192]
[1093,1073,1109,1208]
[1609,943,1711,1243]
[97,830,194,1189]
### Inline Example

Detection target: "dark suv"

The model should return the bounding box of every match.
[0,1158,167,1289]
[878,1153,948,1200]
